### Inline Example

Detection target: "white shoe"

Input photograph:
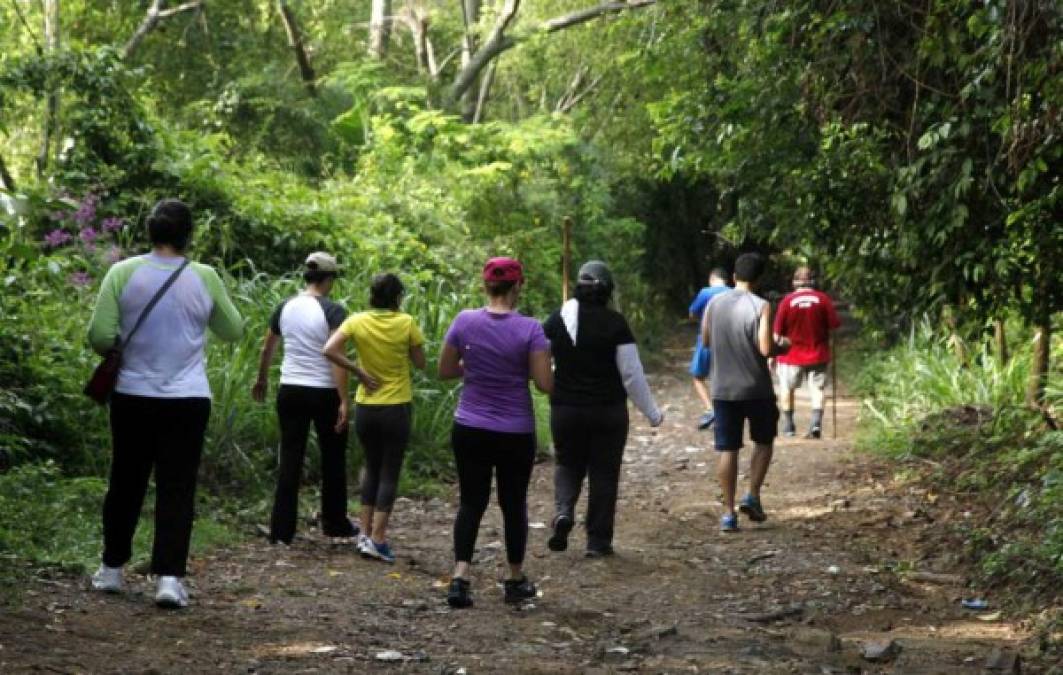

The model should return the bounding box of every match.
[90,564,124,593]
[155,576,190,609]
[357,534,371,553]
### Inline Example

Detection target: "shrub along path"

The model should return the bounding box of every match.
[0,332,1036,673]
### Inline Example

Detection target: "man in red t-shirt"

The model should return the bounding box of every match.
[772,267,840,439]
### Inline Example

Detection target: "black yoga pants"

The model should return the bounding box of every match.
[103,393,211,577]
[355,403,411,511]
[451,422,536,566]
[551,402,629,551]
[270,384,355,543]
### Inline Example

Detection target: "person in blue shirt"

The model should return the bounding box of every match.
[688,267,731,429]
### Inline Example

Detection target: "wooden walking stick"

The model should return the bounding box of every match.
[831,334,838,439]
[561,216,573,302]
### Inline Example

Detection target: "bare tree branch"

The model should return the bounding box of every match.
[123,0,202,60]
[557,72,605,113]
[7,0,42,54]
[449,0,655,105]
[277,0,316,95]
[449,0,520,105]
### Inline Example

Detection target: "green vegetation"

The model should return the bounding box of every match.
[854,323,1062,596]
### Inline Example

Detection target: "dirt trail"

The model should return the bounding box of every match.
[0,332,1035,673]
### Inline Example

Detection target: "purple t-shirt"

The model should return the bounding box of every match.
[444,308,550,434]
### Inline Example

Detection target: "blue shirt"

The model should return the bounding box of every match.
[689,285,730,348]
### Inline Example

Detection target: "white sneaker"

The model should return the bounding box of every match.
[357,534,371,553]
[154,576,190,609]
[90,564,124,593]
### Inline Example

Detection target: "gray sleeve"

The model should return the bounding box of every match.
[616,343,662,426]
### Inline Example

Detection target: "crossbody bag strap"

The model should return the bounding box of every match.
[120,259,191,349]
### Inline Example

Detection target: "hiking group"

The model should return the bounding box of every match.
[84,199,838,611]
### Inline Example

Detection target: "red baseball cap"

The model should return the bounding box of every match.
[483,257,524,283]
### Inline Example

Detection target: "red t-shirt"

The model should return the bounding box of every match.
[773,289,841,366]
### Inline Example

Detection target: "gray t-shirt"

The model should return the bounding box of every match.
[706,289,774,401]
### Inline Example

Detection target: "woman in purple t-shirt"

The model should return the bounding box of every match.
[438,257,553,608]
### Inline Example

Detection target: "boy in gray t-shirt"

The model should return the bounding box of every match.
[700,253,783,532]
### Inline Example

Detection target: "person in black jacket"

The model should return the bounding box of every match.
[542,261,663,557]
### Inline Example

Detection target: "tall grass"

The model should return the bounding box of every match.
[854,320,1035,457]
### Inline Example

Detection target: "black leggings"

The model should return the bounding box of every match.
[103,393,210,577]
[270,384,355,543]
[551,403,629,550]
[355,403,411,511]
[451,423,536,565]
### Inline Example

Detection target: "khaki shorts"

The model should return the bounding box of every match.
[777,363,828,392]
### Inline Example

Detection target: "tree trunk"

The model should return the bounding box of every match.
[37,0,60,179]
[367,0,391,59]
[943,305,968,365]
[460,0,483,121]
[0,153,16,192]
[278,0,316,95]
[993,319,1008,364]
[1025,318,1051,409]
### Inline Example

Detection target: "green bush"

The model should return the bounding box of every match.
[853,320,1063,596]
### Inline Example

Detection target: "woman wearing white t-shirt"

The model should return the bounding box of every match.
[252,252,377,545]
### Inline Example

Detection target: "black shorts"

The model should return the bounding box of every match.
[712,398,779,451]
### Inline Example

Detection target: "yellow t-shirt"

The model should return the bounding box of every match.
[338,310,424,405]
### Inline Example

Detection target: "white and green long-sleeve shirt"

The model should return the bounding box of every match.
[88,253,245,399]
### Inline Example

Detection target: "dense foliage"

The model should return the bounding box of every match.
[852,324,1062,596]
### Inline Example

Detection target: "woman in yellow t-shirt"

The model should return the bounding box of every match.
[324,273,426,563]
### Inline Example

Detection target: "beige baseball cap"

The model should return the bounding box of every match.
[305,251,338,273]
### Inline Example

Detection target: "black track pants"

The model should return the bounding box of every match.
[355,403,411,511]
[451,423,535,565]
[551,403,629,551]
[270,384,355,543]
[103,393,211,576]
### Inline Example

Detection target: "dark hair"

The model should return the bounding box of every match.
[734,252,766,283]
[369,273,404,309]
[147,199,193,251]
[485,280,517,297]
[303,268,337,284]
[574,282,612,305]
[709,267,729,282]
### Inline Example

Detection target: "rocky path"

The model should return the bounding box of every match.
[0,335,1033,673]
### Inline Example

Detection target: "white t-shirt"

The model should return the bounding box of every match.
[269,294,347,388]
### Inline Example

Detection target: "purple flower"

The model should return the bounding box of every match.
[73,194,98,227]
[106,246,123,264]
[101,217,125,233]
[68,271,92,287]
[80,227,98,245]
[43,229,73,248]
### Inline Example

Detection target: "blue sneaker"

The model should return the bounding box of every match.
[361,539,395,563]
[720,512,739,533]
[738,494,767,523]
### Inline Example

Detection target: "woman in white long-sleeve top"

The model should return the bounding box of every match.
[541,260,663,557]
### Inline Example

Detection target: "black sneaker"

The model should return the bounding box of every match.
[782,424,797,437]
[447,578,473,608]
[547,515,573,552]
[584,546,615,559]
[805,426,822,439]
[503,576,537,604]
